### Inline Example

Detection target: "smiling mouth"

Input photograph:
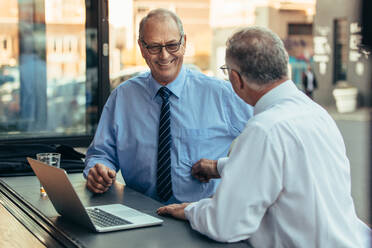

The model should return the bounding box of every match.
[157,58,176,67]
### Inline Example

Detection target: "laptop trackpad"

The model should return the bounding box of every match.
[96,204,144,218]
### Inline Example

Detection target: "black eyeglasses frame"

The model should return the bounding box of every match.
[141,35,184,55]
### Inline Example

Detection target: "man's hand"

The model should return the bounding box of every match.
[157,203,191,220]
[191,159,220,183]
[86,163,116,194]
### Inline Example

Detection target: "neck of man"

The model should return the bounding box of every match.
[248,77,288,106]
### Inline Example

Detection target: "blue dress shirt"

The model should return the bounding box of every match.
[84,66,253,202]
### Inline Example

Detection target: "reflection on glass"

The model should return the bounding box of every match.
[0,0,97,140]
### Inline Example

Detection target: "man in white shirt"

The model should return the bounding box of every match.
[157,26,371,247]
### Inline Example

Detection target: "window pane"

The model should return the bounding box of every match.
[334,18,348,82]
[0,0,98,141]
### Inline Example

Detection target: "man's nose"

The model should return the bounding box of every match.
[159,46,171,58]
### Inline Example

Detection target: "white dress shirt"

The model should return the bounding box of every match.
[185,80,371,247]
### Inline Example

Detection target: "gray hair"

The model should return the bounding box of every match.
[226,26,288,85]
[139,8,184,41]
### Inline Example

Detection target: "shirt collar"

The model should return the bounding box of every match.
[147,66,187,100]
[254,80,298,115]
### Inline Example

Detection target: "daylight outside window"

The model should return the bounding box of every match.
[0,0,98,142]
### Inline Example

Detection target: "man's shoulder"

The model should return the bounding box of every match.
[253,96,326,134]
[114,71,150,93]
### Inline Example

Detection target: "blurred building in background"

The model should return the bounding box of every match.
[0,1,18,68]
[210,0,315,83]
[313,0,372,107]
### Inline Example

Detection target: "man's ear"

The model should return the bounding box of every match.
[231,70,245,90]
[181,34,187,52]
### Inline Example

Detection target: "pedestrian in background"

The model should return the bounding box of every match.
[302,63,317,99]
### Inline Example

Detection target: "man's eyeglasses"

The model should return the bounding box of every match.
[220,65,230,76]
[220,65,241,76]
[141,36,183,55]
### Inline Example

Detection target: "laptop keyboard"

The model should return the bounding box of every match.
[86,208,132,227]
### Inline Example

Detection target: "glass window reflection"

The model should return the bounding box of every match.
[0,0,98,140]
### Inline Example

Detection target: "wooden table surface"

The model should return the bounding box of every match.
[0,202,45,248]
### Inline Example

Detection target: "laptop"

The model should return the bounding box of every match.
[27,157,163,232]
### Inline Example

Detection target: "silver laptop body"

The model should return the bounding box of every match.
[27,158,163,232]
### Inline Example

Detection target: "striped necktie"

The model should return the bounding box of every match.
[157,87,173,202]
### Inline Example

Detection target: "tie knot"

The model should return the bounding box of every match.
[158,87,171,101]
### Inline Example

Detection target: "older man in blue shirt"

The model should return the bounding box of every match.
[83,8,253,203]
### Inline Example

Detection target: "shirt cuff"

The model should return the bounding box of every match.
[217,157,229,175]
[184,202,198,220]
[83,159,117,178]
